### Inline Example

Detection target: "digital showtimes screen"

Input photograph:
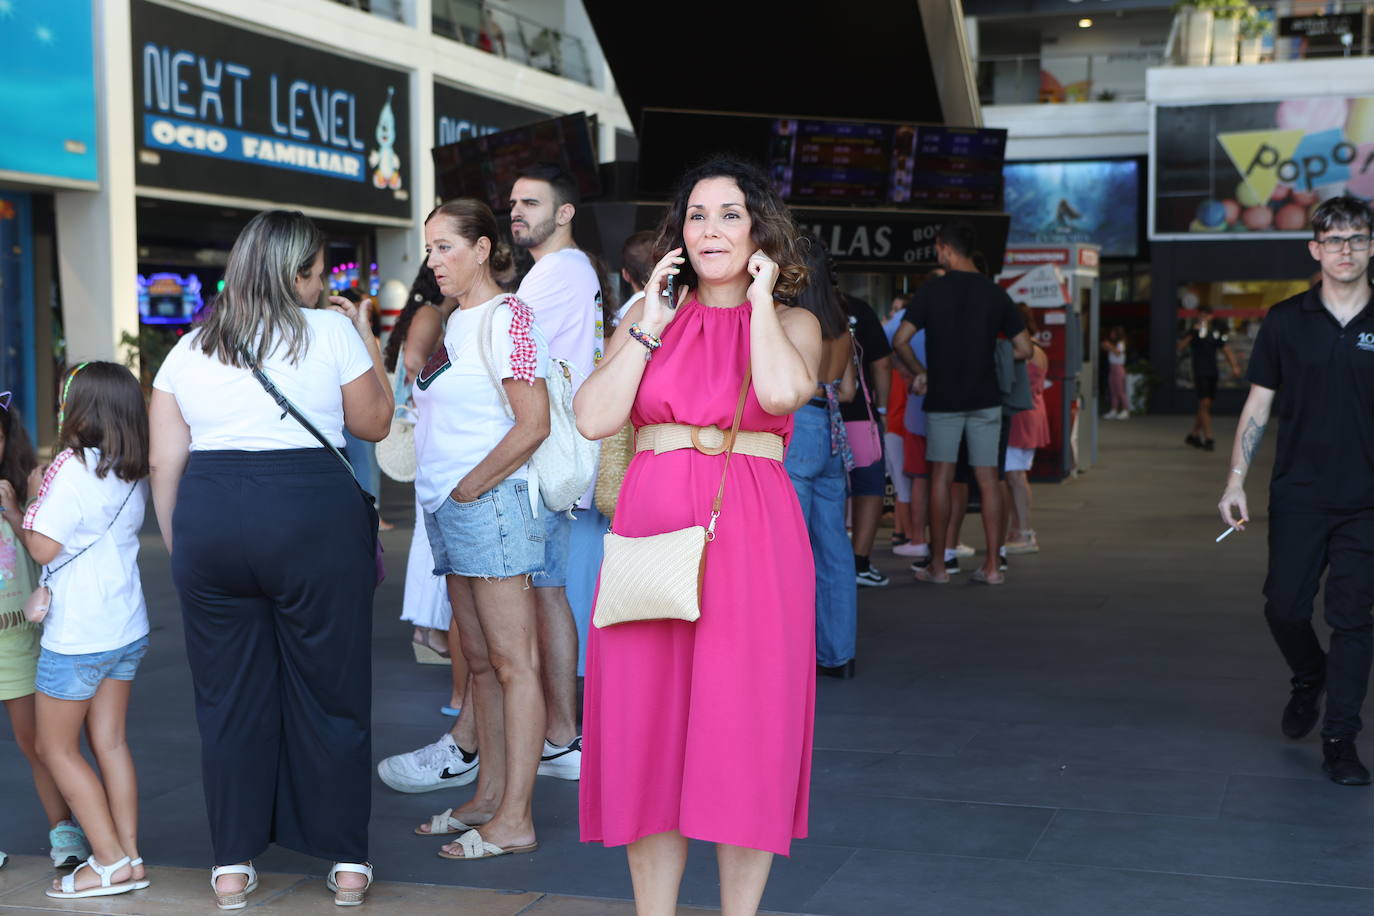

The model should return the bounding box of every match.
[637,109,1006,209]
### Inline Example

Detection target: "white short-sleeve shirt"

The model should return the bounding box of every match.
[153,309,375,450]
[24,449,148,655]
[413,295,550,513]
[516,247,603,386]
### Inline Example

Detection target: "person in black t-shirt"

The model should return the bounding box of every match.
[893,221,1031,585]
[1177,305,1241,450]
[1219,195,1374,787]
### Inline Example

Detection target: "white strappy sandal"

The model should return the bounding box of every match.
[129,856,150,890]
[327,862,373,907]
[46,855,137,899]
[211,862,258,910]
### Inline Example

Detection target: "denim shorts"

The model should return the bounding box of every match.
[424,478,546,579]
[36,635,149,701]
[535,510,572,588]
[848,455,887,497]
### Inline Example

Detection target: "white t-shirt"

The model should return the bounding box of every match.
[413,295,550,513]
[24,449,148,655]
[517,247,603,385]
[613,290,645,328]
[153,309,375,450]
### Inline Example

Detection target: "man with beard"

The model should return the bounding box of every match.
[1220,195,1374,786]
[508,163,603,781]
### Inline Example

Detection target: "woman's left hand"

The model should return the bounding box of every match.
[747,250,779,304]
[328,295,374,340]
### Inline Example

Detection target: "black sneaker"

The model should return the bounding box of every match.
[1202,438,1216,452]
[998,551,1009,573]
[911,555,959,576]
[1185,434,1203,449]
[1281,679,1324,739]
[856,565,889,587]
[1323,737,1372,786]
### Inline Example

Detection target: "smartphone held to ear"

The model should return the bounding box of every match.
[664,272,675,307]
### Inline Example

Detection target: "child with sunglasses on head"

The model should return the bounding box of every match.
[18,363,151,900]
[0,393,92,873]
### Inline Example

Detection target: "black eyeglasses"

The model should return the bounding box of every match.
[1318,234,1372,253]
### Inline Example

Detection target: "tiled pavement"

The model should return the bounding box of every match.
[3,415,1373,914]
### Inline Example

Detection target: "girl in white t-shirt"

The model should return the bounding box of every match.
[19,362,151,900]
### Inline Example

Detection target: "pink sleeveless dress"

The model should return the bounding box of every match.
[580,299,816,856]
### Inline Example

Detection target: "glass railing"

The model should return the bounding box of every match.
[431,0,595,86]
[978,53,1162,105]
[327,0,405,23]
[1164,3,1373,66]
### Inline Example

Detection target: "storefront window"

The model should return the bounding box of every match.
[1173,279,1309,390]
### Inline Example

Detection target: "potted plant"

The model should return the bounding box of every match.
[1171,0,1214,66]
[1125,358,1160,415]
[1238,9,1270,64]
[1208,0,1252,65]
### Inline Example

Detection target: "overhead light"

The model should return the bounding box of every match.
[1078,17,1093,28]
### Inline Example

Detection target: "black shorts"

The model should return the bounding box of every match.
[1195,375,1219,400]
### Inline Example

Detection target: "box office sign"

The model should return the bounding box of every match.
[1153,97,1374,239]
[131,0,411,219]
[792,210,1010,273]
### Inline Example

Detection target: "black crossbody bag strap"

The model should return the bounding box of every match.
[41,482,137,588]
[239,347,359,482]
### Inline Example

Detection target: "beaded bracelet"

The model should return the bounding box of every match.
[627,323,662,358]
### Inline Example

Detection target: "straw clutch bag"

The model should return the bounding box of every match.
[592,369,751,629]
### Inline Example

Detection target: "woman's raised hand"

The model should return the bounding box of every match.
[747,249,779,305]
[640,248,690,335]
[328,295,375,341]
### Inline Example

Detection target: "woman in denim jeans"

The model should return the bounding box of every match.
[784,239,860,679]
[411,198,552,861]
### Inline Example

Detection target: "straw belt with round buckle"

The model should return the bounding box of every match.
[635,423,785,462]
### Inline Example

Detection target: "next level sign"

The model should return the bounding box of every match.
[131,0,411,219]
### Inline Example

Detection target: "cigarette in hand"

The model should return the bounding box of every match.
[1215,526,1238,543]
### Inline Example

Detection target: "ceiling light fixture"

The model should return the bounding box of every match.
[1078,17,1093,27]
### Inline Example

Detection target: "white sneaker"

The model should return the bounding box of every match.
[537,736,582,780]
[1104,410,1120,420]
[48,821,90,868]
[377,733,478,793]
[892,541,930,558]
[954,543,976,559]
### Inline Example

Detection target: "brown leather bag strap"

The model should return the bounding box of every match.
[706,367,753,541]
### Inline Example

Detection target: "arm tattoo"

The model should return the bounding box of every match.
[1241,417,1266,466]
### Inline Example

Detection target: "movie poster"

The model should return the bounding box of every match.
[1154,97,1374,238]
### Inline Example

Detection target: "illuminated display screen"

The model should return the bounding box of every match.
[138,273,203,325]
[638,109,1006,209]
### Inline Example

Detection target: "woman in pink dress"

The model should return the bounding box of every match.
[574,157,822,915]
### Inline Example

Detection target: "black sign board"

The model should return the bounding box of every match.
[131,0,411,219]
[433,82,549,148]
[792,209,1010,273]
[1278,13,1361,41]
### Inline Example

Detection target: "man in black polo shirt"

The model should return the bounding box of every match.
[894,221,1032,585]
[1220,195,1374,786]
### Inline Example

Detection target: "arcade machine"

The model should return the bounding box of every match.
[998,242,1101,481]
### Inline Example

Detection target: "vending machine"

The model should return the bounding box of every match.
[997,243,1101,481]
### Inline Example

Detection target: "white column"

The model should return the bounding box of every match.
[377,62,433,332]
[55,0,138,364]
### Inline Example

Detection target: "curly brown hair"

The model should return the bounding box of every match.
[652,156,808,302]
